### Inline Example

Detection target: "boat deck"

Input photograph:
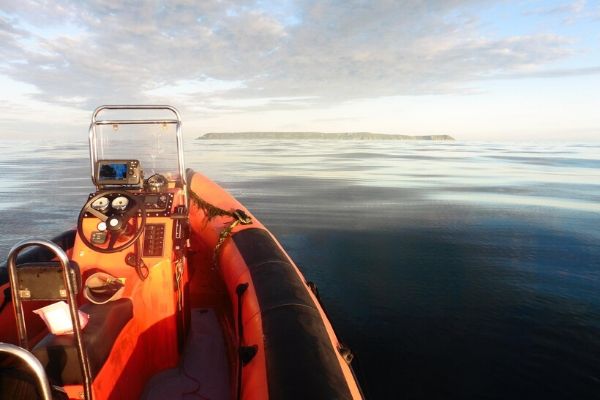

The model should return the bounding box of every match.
[141,308,230,400]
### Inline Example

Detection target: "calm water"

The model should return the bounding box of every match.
[1,139,599,399]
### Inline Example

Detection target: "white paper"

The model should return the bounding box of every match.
[33,301,89,335]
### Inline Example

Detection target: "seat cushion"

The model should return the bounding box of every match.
[32,298,133,385]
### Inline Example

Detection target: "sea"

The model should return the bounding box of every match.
[1,139,599,399]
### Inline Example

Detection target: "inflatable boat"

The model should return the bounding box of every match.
[0,106,363,399]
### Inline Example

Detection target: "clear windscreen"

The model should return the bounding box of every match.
[95,122,180,181]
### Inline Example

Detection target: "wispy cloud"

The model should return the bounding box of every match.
[523,0,600,23]
[0,0,581,115]
[524,0,586,16]
[493,65,600,79]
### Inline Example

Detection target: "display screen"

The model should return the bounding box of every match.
[99,163,128,180]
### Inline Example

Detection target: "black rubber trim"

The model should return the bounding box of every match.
[0,230,77,286]
[233,228,353,400]
[186,168,196,188]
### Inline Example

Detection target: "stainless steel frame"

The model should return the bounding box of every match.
[88,105,188,207]
[7,239,93,400]
[0,342,53,400]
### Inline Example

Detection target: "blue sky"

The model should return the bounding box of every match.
[0,0,599,141]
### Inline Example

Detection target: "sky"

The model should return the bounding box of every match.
[0,0,599,141]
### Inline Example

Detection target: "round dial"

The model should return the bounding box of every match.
[111,196,129,211]
[91,197,109,212]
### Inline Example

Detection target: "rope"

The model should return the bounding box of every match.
[189,189,239,221]
[189,189,252,269]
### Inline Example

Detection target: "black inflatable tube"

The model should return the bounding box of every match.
[233,228,353,400]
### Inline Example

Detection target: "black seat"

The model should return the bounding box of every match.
[0,350,69,400]
[32,298,133,385]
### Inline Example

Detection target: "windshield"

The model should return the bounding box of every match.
[96,123,179,180]
[90,106,184,183]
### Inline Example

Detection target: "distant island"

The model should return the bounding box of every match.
[197,132,455,141]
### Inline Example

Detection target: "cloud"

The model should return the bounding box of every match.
[524,0,586,16]
[0,0,582,115]
[492,65,600,80]
[524,0,600,22]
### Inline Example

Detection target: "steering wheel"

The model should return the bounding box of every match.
[77,191,146,254]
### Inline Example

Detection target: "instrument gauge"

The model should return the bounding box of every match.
[91,197,109,212]
[111,196,129,211]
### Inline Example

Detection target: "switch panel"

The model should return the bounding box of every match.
[143,224,165,257]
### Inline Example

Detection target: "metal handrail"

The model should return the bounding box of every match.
[94,119,179,125]
[0,342,53,400]
[6,239,93,400]
[88,105,188,208]
[91,104,181,123]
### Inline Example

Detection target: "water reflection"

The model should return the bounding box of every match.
[0,139,599,399]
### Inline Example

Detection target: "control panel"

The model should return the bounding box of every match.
[143,224,165,257]
[91,231,107,244]
[144,193,174,216]
[84,192,175,218]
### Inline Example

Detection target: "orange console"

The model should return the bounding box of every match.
[61,187,189,399]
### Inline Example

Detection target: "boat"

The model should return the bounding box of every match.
[0,106,363,399]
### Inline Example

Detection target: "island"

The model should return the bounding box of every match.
[197,132,455,141]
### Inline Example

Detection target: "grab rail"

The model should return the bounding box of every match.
[0,342,53,400]
[6,239,93,400]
